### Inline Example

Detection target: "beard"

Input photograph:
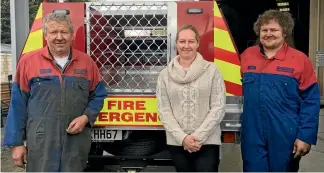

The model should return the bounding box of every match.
[261,40,284,50]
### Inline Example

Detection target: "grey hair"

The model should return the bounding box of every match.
[43,13,74,34]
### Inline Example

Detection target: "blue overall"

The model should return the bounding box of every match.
[3,47,107,171]
[240,44,320,172]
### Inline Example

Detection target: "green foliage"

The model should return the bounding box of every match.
[29,0,44,31]
[1,0,11,44]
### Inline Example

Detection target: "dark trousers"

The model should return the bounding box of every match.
[167,144,220,172]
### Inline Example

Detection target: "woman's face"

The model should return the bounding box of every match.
[176,29,199,60]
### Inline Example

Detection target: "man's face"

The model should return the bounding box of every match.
[44,20,73,56]
[176,29,199,59]
[260,19,285,50]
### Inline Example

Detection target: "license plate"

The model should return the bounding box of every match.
[91,129,122,141]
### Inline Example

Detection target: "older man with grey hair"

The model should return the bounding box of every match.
[3,12,107,172]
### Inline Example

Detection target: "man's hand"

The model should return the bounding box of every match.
[293,139,311,158]
[66,115,89,135]
[183,135,201,153]
[10,146,27,169]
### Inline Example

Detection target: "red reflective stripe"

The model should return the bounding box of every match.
[214,16,227,31]
[224,81,242,96]
[30,18,42,32]
[214,47,240,66]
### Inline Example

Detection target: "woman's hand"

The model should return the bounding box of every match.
[183,135,202,153]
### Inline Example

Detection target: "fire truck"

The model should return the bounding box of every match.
[20,0,243,171]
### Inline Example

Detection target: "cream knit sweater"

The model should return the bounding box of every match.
[156,52,226,146]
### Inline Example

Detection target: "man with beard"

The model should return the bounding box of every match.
[240,10,320,172]
[3,13,107,171]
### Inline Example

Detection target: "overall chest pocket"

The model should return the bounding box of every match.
[279,80,300,99]
[273,79,301,108]
[72,80,90,107]
[30,76,55,103]
[242,77,255,95]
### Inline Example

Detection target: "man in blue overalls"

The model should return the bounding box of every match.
[240,9,320,172]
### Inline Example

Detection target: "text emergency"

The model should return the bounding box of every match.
[98,112,159,122]
[94,96,163,127]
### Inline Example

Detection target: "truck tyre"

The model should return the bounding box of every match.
[102,131,166,156]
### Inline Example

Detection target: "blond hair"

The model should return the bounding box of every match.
[176,25,200,42]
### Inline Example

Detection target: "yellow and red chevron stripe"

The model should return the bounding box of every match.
[22,3,43,55]
[213,2,242,96]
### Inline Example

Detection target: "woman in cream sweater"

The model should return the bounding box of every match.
[156,25,226,172]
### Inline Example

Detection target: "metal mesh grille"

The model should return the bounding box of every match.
[86,2,169,94]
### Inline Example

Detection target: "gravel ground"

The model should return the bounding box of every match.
[1,128,25,172]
